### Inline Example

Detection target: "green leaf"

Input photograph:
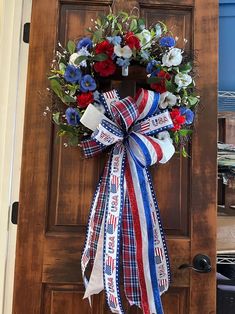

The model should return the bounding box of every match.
[147,77,162,84]
[165,80,176,93]
[74,55,88,65]
[92,29,103,43]
[63,95,76,103]
[59,123,77,134]
[117,23,122,32]
[112,30,119,36]
[137,18,145,31]
[67,40,76,54]
[93,53,108,61]
[50,79,63,99]
[53,112,60,125]
[188,95,199,106]
[130,19,138,32]
[68,134,79,146]
[119,11,129,22]
[57,129,66,137]
[178,129,193,136]
[96,18,102,26]
[59,63,66,73]
[179,62,192,74]
[182,146,189,158]
[174,131,179,144]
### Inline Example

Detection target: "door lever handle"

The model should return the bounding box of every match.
[179,254,212,273]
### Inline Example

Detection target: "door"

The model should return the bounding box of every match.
[13,0,218,313]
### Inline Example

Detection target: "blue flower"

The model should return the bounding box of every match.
[65,107,80,126]
[159,36,176,47]
[77,37,93,50]
[80,74,97,92]
[107,36,122,46]
[180,107,194,124]
[64,65,82,83]
[146,60,159,74]
[116,58,130,67]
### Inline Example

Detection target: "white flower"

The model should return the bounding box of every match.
[69,53,79,67]
[162,48,183,67]
[76,47,91,67]
[175,73,192,88]
[159,91,177,109]
[157,131,171,141]
[114,45,132,59]
[136,29,152,48]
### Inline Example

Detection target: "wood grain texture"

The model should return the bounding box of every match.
[13,0,217,313]
[190,0,218,313]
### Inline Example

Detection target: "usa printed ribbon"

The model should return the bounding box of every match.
[81,88,175,314]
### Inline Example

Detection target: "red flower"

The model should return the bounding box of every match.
[170,108,186,131]
[94,59,116,77]
[125,32,141,50]
[95,40,114,57]
[76,92,94,109]
[150,70,171,93]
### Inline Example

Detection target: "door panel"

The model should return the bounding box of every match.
[13,1,218,313]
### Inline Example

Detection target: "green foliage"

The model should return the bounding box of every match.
[93,53,108,61]
[165,80,176,93]
[130,18,138,32]
[75,55,88,65]
[181,146,189,158]
[147,76,162,84]
[53,112,60,125]
[59,63,66,73]
[179,62,192,74]
[50,79,63,99]
[174,131,179,144]
[188,95,199,106]
[92,29,103,43]
[178,129,193,136]
[63,95,76,103]
[67,40,76,54]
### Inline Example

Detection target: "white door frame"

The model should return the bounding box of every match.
[0,0,32,313]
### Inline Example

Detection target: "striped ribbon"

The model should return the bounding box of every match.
[81,89,175,314]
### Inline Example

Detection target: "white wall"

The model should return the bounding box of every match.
[0,0,32,313]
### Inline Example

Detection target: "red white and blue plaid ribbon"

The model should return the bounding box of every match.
[81,89,175,314]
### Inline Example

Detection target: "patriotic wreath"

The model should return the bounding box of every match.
[47,10,200,314]
[48,11,199,156]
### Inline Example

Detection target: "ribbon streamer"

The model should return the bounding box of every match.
[81,89,175,314]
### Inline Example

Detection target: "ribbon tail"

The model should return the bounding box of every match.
[81,156,111,297]
[145,168,171,292]
[122,192,141,308]
[103,143,125,314]
[126,154,164,314]
[84,218,105,299]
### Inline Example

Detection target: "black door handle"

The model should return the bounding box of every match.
[179,254,212,273]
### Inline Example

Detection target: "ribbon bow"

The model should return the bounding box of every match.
[81,89,175,314]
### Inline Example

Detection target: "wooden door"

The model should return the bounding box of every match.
[13,0,218,313]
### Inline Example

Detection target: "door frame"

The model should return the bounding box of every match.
[0,0,32,313]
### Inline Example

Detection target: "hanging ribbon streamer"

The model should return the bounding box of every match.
[81,88,175,314]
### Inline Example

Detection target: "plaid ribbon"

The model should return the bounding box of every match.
[122,194,141,308]
[81,89,175,314]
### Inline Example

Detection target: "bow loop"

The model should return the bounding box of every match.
[127,132,174,168]
[110,96,139,131]
[92,119,124,147]
[135,88,160,121]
